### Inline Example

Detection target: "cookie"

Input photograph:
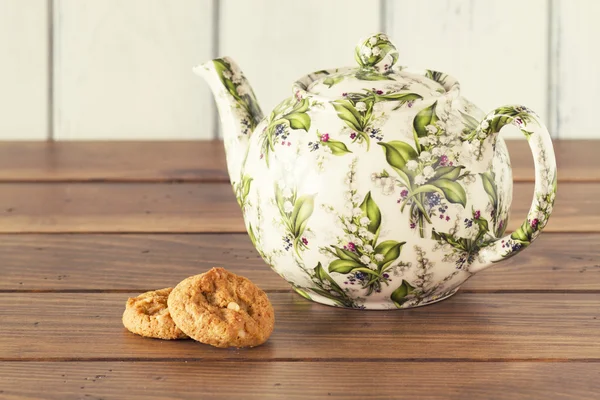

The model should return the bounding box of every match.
[167,268,275,348]
[122,287,188,340]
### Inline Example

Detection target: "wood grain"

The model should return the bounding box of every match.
[387,0,549,127]
[0,140,595,182]
[0,183,243,233]
[1,233,598,292]
[0,361,598,400]
[220,0,380,115]
[53,0,215,140]
[0,0,48,140]
[0,141,228,182]
[0,181,594,233]
[1,292,599,360]
[556,0,600,138]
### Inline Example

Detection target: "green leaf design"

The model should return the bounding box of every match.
[413,101,439,139]
[378,92,422,103]
[480,171,498,206]
[248,223,258,247]
[459,110,480,133]
[291,195,315,237]
[323,75,345,88]
[511,220,534,244]
[355,69,395,81]
[322,139,352,156]
[377,141,418,172]
[328,259,364,274]
[390,280,416,307]
[284,112,311,131]
[274,185,286,216]
[374,240,405,269]
[212,59,263,128]
[331,100,362,132]
[475,217,489,237]
[314,262,331,282]
[429,179,468,207]
[432,230,469,252]
[433,166,464,181]
[359,192,382,239]
[333,246,362,262]
[293,287,312,300]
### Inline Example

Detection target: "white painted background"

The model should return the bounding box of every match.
[0,0,597,140]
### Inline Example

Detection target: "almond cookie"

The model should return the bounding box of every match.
[168,268,275,348]
[122,288,188,340]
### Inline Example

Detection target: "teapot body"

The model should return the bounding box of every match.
[237,81,514,309]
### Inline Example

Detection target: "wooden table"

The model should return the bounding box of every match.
[0,140,598,399]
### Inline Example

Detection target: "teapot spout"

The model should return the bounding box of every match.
[193,57,263,180]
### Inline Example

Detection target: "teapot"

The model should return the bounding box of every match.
[195,33,557,309]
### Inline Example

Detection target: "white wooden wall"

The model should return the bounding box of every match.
[0,0,597,140]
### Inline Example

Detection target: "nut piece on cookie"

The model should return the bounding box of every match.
[167,267,275,348]
[122,287,188,340]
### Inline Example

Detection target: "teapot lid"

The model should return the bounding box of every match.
[294,33,460,102]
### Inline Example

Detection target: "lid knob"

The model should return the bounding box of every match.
[354,33,398,72]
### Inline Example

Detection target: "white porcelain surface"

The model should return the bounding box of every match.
[196,33,557,309]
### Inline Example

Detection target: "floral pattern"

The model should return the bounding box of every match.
[321,158,409,295]
[294,261,359,309]
[332,89,422,149]
[273,182,315,258]
[354,33,398,74]
[259,97,316,165]
[211,58,263,136]
[198,33,557,309]
[378,101,471,237]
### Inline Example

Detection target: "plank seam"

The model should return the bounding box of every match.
[211,0,220,140]
[47,0,54,141]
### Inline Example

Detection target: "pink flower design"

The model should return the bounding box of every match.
[320,133,330,142]
[439,155,449,166]
[474,210,481,219]
[531,218,539,229]
[287,141,291,146]
[445,216,450,221]
[350,132,357,139]
[400,189,409,198]
[302,237,308,245]
[344,242,356,252]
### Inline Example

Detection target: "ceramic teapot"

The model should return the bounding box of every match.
[195,33,557,309]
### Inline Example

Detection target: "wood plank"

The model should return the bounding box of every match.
[0,0,48,139]
[1,233,598,292]
[556,0,600,138]
[219,0,380,116]
[0,182,594,233]
[0,141,228,182]
[387,0,549,138]
[0,140,593,183]
[508,140,600,183]
[0,183,243,233]
[0,362,598,400]
[1,292,599,360]
[54,0,214,139]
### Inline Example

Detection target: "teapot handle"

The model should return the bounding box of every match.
[469,105,557,272]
